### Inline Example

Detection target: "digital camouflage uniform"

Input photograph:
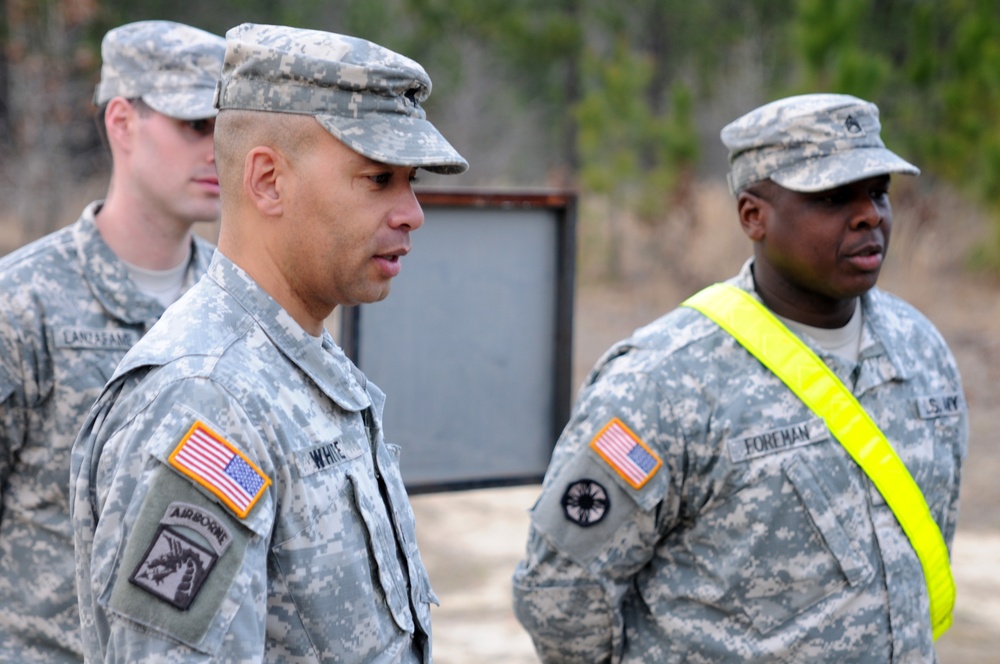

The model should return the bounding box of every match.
[513,262,967,663]
[72,254,438,662]
[0,21,222,662]
[71,23,467,663]
[513,95,968,663]
[0,206,214,662]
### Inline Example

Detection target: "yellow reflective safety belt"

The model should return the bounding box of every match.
[682,282,955,640]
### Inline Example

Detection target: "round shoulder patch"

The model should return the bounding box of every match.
[560,479,610,527]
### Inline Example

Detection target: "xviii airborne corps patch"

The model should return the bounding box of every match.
[130,525,218,611]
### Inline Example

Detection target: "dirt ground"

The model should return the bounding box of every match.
[411,181,1000,663]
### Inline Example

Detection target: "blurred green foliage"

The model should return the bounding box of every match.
[5,0,1000,262]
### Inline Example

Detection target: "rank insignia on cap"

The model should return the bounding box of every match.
[589,417,661,489]
[561,479,610,527]
[169,421,271,519]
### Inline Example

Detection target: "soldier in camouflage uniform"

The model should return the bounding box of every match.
[70,23,467,662]
[512,94,967,662]
[0,21,224,662]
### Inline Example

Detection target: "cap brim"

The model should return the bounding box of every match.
[771,147,919,193]
[143,89,219,120]
[315,114,468,175]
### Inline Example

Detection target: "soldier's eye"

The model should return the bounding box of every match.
[184,119,214,136]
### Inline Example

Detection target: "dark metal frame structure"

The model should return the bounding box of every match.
[340,189,577,493]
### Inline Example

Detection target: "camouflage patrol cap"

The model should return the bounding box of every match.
[215,23,468,175]
[94,21,225,120]
[721,93,919,195]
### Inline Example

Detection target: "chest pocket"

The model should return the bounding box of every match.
[896,393,965,523]
[271,433,419,661]
[375,442,438,636]
[691,453,875,636]
[762,456,874,634]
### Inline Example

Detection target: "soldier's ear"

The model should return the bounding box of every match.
[104,97,137,153]
[738,189,768,242]
[244,146,284,217]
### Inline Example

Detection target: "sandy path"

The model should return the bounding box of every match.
[413,488,1000,663]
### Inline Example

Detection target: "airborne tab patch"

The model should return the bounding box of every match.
[168,421,271,519]
[160,501,233,557]
[588,417,661,489]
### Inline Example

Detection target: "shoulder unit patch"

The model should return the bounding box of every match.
[168,421,271,519]
[588,417,662,489]
[130,525,218,611]
[561,479,610,527]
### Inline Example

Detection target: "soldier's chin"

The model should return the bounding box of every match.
[362,286,392,305]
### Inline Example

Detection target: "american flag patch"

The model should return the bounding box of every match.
[168,421,271,519]
[589,417,662,489]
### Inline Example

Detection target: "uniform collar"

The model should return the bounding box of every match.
[206,252,371,413]
[736,258,912,386]
[74,201,212,327]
